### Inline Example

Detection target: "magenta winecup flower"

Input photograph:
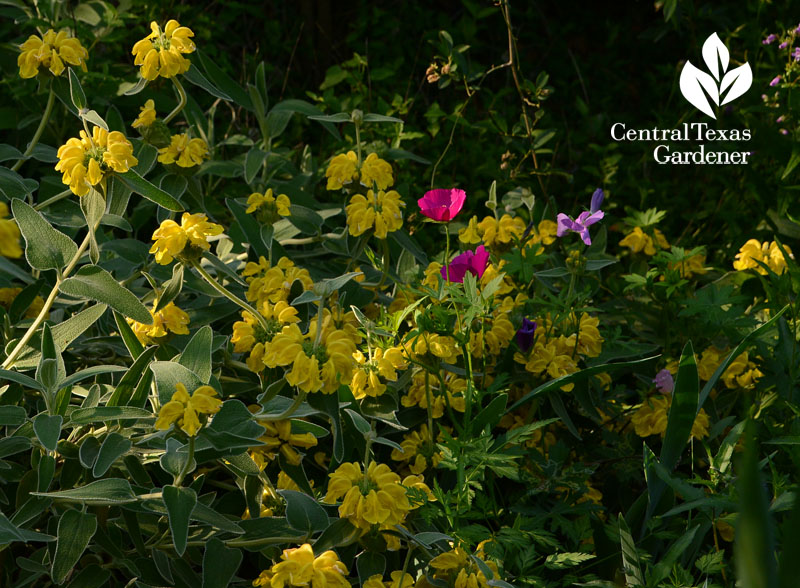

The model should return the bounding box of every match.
[441,244,489,283]
[418,188,467,222]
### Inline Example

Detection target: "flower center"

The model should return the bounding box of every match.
[301,340,328,365]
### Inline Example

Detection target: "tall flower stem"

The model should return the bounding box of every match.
[12,86,56,173]
[173,434,195,486]
[190,260,269,332]
[2,232,92,370]
[444,224,451,282]
[163,78,187,125]
[424,369,435,442]
[257,390,307,422]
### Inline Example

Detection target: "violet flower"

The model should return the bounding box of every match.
[779,41,789,49]
[770,76,782,87]
[653,369,674,394]
[556,188,605,246]
[441,244,490,283]
[515,318,537,353]
[763,34,777,45]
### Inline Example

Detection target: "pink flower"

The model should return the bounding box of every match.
[418,188,467,221]
[441,244,490,283]
[556,210,604,246]
[653,369,674,394]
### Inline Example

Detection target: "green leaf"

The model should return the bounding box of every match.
[195,50,252,109]
[202,538,243,588]
[70,406,154,425]
[107,347,157,407]
[81,109,108,131]
[160,437,195,478]
[60,265,152,324]
[618,514,644,588]
[122,76,148,96]
[37,323,65,391]
[660,341,698,469]
[117,169,184,211]
[0,369,44,391]
[183,63,233,101]
[81,188,105,263]
[0,436,32,459]
[33,413,62,452]
[270,99,341,141]
[307,112,351,123]
[61,365,127,390]
[280,489,329,533]
[363,113,404,123]
[0,405,27,426]
[93,432,131,477]
[308,393,345,462]
[225,198,271,260]
[32,478,137,504]
[114,310,145,359]
[11,198,78,271]
[0,512,54,543]
[178,326,213,383]
[38,454,55,491]
[357,552,386,584]
[163,485,197,556]
[736,425,778,588]
[150,361,204,405]
[51,510,97,584]
[244,148,267,184]
[312,518,361,552]
[79,436,101,469]
[160,173,188,200]
[345,408,371,435]
[0,167,37,200]
[68,68,86,110]
[544,552,596,570]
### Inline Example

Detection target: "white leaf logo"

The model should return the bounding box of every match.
[679,32,752,119]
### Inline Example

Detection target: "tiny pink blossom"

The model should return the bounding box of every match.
[653,369,674,394]
[418,188,467,222]
[441,244,490,283]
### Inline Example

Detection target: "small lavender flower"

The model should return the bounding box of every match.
[653,369,674,394]
[781,129,789,135]
[777,115,786,123]
[793,47,800,61]
[763,34,777,45]
[590,188,604,213]
[515,318,537,353]
[796,23,800,34]
[556,189,605,246]
[770,76,782,87]
[779,41,789,49]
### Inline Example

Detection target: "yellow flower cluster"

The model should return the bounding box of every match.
[402,371,466,418]
[468,306,516,358]
[619,226,670,255]
[150,213,224,265]
[55,126,138,197]
[426,547,499,588]
[345,189,405,239]
[127,302,190,345]
[244,256,314,309]
[631,394,709,439]
[390,423,441,474]
[721,351,763,390]
[324,462,429,534]
[18,29,88,79]
[0,287,44,318]
[155,382,222,437]
[458,214,526,250]
[132,99,157,129]
[326,151,393,191]
[250,419,318,468]
[733,239,794,275]
[350,347,408,399]
[668,253,707,279]
[232,302,300,372]
[132,20,195,81]
[252,543,349,588]
[0,202,22,259]
[246,189,292,218]
[364,572,415,588]
[158,134,209,168]
[262,316,358,394]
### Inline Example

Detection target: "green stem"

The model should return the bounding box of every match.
[362,421,376,482]
[354,119,362,167]
[35,189,73,211]
[163,78,187,125]
[444,224,451,283]
[1,232,92,370]
[191,261,270,331]
[313,296,326,350]
[257,390,307,422]
[424,369,435,441]
[173,434,195,486]
[376,237,390,291]
[11,86,56,173]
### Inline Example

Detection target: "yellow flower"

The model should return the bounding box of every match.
[350,347,408,399]
[250,419,318,467]
[668,253,707,279]
[531,220,558,245]
[246,188,292,217]
[458,216,482,244]
[252,543,349,588]
[0,287,45,318]
[631,394,709,439]
[132,99,157,129]
[55,126,138,197]
[733,239,794,275]
[469,312,514,358]
[477,214,526,249]
[0,202,22,259]
[721,351,763,390]
[360,153,394,190]
[325,151,359,190]
[402,370,466,418]
[391,424,441,474]
[127,301,190,344]
[158,134,209,168]
[18,29,88,79]
[155,382,222,436]
[150,212,224,265]
[429,547,499,588]
[513,338,578,392]
[697,346,728,381]
[324,462,411,530]
[346,189,405,239]
[232,302,299,372]
[262,322,357,394]
[619,226,670,256]
[132,20,195,81]
[244,256,314,308]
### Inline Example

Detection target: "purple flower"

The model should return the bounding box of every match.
[777,115,786,123]
[779,41,789,49]
[781,129,789,135]
[441,244,490,283]
[556,210,604,246]
[763,34,777,45]
[793,47,800,61]
[796,23,800,34]
[653,369,674,394]
[770,76,782,87]
[515,318,537,353]
[590,188,605,213]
